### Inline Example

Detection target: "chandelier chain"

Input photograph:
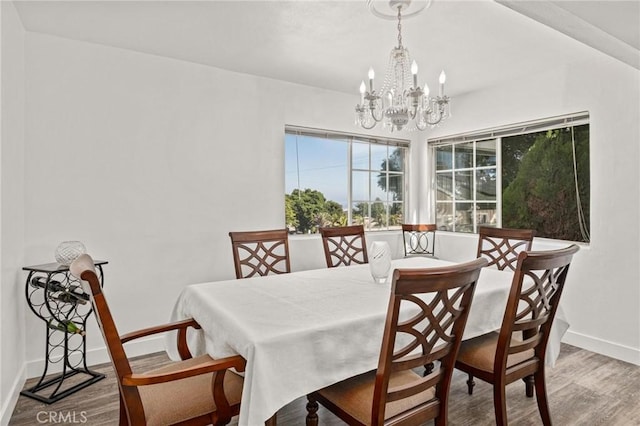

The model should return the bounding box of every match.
[397,7,403,48]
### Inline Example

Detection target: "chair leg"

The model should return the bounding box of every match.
[306,395,319,426]
[493,383,509,426]
[466,373,475,395]
[424,362,434,376]
[524,374,534,397]
[534,369,552,425]
[118,394,128,426]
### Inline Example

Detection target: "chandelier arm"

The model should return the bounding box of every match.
[360,120,378,130]
[370,107,385,122]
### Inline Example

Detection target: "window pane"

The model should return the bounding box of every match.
[388,173,403,201]
[475,202,497,226]
[371,172,388,202]
[502,125,590,242]
[388,148,405,173]
[285,135,348,203]
[352,142,369,170]
[371,144,388,172]
[476,139,496,167]
[352,202,368,226]
[369,200,387,230]
[436,145,452,170]
[455,170,473,200]
[436,203,453,231]
[476,168,496,200]
[352,171,369,201]
[436,172,453,201]
[389,203,403,229]
[455,202,474,233]
[455,143,473,169]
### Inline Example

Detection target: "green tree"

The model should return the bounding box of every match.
[286,189,347,233]
[502,126,590,241]
[285,194,298,230]
[289,189,326,233]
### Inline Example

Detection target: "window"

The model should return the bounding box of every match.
[285,127,409,233]
[432,113,590,242]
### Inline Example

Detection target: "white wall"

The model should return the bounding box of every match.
[424,58,640,364]
[22,32,419,374]
[0,2,26,425]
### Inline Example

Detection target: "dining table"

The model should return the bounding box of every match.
[167,256,569,426]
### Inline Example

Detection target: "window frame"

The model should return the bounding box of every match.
[285,126,410,232]
[429,112,589,240]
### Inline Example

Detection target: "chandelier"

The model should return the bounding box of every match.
[355,0,450,132]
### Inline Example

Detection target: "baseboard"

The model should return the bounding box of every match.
[25,335,166,378]
[563,330,640,366]
[0,364,26,426]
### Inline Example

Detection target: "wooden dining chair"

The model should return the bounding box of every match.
[319,225,368,268]
[228,228,291,279]
[306,257,488,426]
[455,244,579,426]
[477,226,535,271]
[70,254,246,426]
[402,224,437,257]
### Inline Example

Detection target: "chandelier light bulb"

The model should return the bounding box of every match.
[360,80,366,103]
[411,60,418,88]
[424,83,430,98]
[368,67,375,92]
[439,70,446,96]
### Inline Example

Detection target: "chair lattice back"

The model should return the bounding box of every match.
[319,225,368,268]
[371,258,487,424]
[402,224,437,257]
[229,229,291,279]
[477,226,535,271]
[496,245,579,370]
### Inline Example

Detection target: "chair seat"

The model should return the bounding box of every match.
[456,332,534,374]
[138,355,244,426]
[316,370,436,424]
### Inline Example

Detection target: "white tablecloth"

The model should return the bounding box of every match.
[167,257,568,426]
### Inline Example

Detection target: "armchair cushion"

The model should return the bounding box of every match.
[138,355,243,426]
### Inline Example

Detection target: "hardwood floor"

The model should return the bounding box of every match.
[9,344,640,425]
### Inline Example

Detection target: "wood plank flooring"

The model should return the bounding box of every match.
[9,344,640,425]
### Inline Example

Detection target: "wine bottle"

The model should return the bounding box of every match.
[67,285,90,302]
[31,276,89,305]
[47,319,86,336]
[51,291,88,305]
[30,276,65,293]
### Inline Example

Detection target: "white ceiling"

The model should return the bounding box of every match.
[12,0,640,97]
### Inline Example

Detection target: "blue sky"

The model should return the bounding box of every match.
[285,134,349,207]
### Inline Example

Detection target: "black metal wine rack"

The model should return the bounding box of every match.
[21,260,108,404]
